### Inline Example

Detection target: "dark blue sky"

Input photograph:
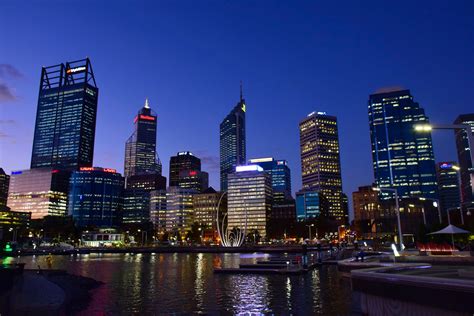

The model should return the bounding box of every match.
[1,1,473,217]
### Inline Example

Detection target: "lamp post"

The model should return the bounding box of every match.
[373,187,403,250]
[306,224,314,241]
[446,207,460,226]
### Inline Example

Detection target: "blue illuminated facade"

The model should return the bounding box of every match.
[368,89,438,199]
[68,167,124,228]
[248,157,292,203]
[295,190,328,221]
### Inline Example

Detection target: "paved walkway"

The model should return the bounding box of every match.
[10,272,65,313]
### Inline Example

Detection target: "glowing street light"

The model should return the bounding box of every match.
[305,224,315,241]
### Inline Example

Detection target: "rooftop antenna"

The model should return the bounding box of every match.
[240,80,243,102]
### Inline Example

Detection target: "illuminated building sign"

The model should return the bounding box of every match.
[236,165,263,172]
[52,170,60,173]
[79,167,117,173]
[189,171,197,176]
[178,151,193,156]
[12,171,23,175]
[66,66,86,74]
[439,163,453,170]
[277,160,287,165]
[241,103,246,112]
[249,158,273,163]
[134,115,156,123]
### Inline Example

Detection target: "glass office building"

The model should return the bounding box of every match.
[169,152,201,187]
[7,169,68,219]
[248,157,292,203]
[227,165,272,238]
[165,187,196,235]
[68,167,124,228]
[454,114,474,210]
[436,162,461,213]
[368,89,438,200]
[31,58,98,170]
[299,112,345,222]
[220,85,246,191]
[124,99,162,177]
[295,190,329,222]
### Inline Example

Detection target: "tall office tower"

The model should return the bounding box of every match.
[178,170,209,193]
[169,152,201,186]
[227,165,272,238]
[220,84,246,191]
[248,158,292,203]
[0,168,10,208]
[124,99,161,177]
[368,89,438,200]
[454,114,474,209]
[436,162,461,213]
[122,173,166,224]
[149,190,167,233]
[165,187,196,235]
[193,187,227,242]
[68,167,124,228]
[31,58,98,170]
[7,169,68,219]
[299,111,344,222]
[295,190,329,222]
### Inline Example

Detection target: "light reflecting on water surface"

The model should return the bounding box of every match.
[6,253,352,314]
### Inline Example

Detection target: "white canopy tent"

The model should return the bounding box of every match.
[428,224,471,249]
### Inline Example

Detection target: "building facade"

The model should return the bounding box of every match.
[68,167,124,228]
[453,114,474,210]
[368,89,438,200]
[248,157,292,203]
[299,111,344,222]
[124,99,162,178]
[193,187,226,242]
[165,187,196,235]
[178,170,209,193]
[149,190,167,233]
[227,165,272,238]
[0,168,9,208]
[169,152,201,187]
[220,86,246,191]
[122,173,166,224]
[295,190,329,222]
[436,162,461,214]
[31,58,98,170]
[352,185,390,238]
[7,169,68,219]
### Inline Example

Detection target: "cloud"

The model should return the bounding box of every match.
[0,64,23,79]
[0,131,11,139]
[0,82,17,102]
[0,119,15,124]
[374,86,405,94]
[195,151,220,171]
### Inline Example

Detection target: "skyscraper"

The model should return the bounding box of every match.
[227,165,272,238]
[436,162,461,214]
[124,99,161,177]
[299,111,344,222]
[220,84,246,191]
[453,114,474,210]
[0,168,10,208]
[31,58,98,170]
[169,152,201,187]
[248,158,292,203]
[368,89,438,200]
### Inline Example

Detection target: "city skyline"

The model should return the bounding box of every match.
[1,1,473,219]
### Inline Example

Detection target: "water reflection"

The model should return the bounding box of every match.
[6,253,352,314]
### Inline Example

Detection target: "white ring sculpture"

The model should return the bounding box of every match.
[216,191,247,247]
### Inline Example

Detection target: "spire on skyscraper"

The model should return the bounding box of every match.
[144,98,150,109]
[240,81,243,102]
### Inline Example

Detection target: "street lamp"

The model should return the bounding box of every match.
[451,165,465,225]
[305,224,314,241]
[373,187,403,250]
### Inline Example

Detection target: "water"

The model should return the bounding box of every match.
[8,253,352,314]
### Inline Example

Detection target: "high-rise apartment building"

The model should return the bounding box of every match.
[7,169,68,219]
[169,152,201,187]
[436,162,461,213]
[368,89,438,200]
[124,99,161,177]
[227,165,272,238]
[220,85,246,191]
[31,58,98,170]
[453,114,474,210]
[248,158,292,203]
[299,111,344,222]
[68,167,124,227]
